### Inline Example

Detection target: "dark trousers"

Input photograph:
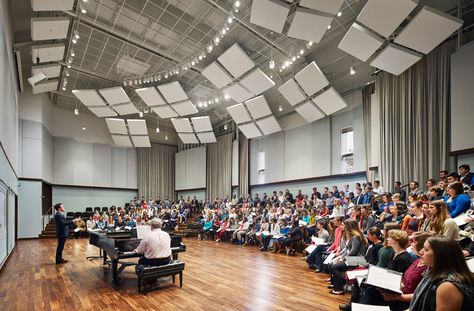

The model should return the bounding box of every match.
[56,237,67,262]
[330,261,350,291]
[307,244,329,269]
[138,256,171,266]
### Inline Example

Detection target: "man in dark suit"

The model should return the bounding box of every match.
[54,203,77,264]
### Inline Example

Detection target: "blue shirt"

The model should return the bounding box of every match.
[448,193,471,218]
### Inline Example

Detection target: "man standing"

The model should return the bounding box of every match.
[135,219,171,266]
[459,164,474,189]
[54,203,77,264]
[392,181,407,202]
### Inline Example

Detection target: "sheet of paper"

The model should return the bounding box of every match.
[136,225,151,239]
[323,252,336,265]
[262,231,270,235]
[356,276,365,286]
[74,228,80,232]
[305,244,317,254]
[299,220,307,226]
[311,237,327,245]
[351,303,390,311]
[467,258,474,273]
[366,265,402,293]
[453,213,469,226]
[346,269,368,280]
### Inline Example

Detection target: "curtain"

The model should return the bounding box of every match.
[377,39,457,190]
[137,143,177,200]
[207,133,232,199]
[362,83,375,181]
[239,134,249,197]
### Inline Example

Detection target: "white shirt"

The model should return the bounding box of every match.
[373,186,384,194]
[136,229,171,259]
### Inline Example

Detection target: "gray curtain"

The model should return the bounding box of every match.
[207,133,233,199]
[377,39,457,190]
[362,83,375,181]
[137,143,177,199]
[239,134,249,196]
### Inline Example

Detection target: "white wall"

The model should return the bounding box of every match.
[175,146,206,190]
[250,90,365,185]
[53,137,137,188]
[52,186,137,213]
[18,180,42,239]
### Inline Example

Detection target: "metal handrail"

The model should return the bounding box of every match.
[42,206,54,230]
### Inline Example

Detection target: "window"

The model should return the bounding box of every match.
[341,127,354,173]
[257,150,265,184]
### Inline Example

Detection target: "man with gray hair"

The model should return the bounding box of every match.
[134,218,172,266]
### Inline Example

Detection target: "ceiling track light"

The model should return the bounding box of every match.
[74,30,80,39]
[337,11,342,17]
[350,66,356,75]
[139,111,144,118]
[70,49,75,57]
[80,6,86,14]
[269,59,275,69]
[74,108,79,115]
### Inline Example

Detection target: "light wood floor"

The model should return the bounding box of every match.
[0,238,349,310]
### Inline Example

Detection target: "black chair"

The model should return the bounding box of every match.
[74,212,82,218]
[102,207,108,212]
[85,207,93,212]
[94,207,101,212]
[66,212,74,219]
[125,203,130,208]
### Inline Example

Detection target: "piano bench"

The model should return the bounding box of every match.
[135,260,185,294]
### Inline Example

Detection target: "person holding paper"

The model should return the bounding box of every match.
[53,203,80,264]
[328,219,368,295]
[306,220,336,271]
[409,236,474,311]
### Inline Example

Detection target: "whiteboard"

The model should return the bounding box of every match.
[175,146,206,190]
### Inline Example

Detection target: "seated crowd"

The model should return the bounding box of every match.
[193,165,474,311]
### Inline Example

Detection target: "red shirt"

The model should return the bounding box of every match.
[401,258,428,294]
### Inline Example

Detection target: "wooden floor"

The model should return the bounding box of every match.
[0,238,349,311]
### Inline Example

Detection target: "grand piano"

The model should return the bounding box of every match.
[88,229,186,284]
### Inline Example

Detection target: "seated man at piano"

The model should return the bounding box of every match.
[134,218,172,266]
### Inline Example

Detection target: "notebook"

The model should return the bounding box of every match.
[351,303,390,311]
[345,256,368,267]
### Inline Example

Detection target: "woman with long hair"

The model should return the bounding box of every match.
[409,236,474,311]
[407,201,425,235]
[328,219,368,295]
[429,200,459,240]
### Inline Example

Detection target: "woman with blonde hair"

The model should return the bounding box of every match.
[429,200,459,240]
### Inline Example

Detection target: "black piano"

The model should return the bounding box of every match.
[88,230,186,284]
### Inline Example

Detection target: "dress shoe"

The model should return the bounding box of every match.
[56,259,68,264]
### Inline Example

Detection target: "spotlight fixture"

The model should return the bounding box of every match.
[70,49,75,57]
[82,126,86,130]
[278,104,283,112]
[80,5,86,14]
[235,1,240,7]
[224,124,228,130]
[327,24,331,29]
[67,64,71,68]
[337,11,342,17]
[62,86,66,91]
[204,102,208,108]
[215,97,220,103]
[292,56,296,62]
[228,17,233,24]
[156,127,160,133]
[65,70,70,77]
[224,94,230,100]
[198,102,203,107]
[299,49,304,55]
[165,135,168,140]
[350,66,356,75]
[74,108,79,115]
[269,59,275,69]
[139,111,144,118]
[74,30,80,39]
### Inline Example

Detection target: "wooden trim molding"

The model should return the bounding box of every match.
[19,178,138,192]
[449,148,474,156]
[250,171,367,188]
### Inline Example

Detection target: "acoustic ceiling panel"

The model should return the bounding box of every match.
[131,136,151,148]
[88,106,117,118]
[31,17,70,41]
[250,0,291,33]
[152,105,178,118]
[294,61,329,96]
[240,68,275,96]
[357,0,417,38]
[171,100,198,116]
[171,118,193,133]
[299,0,344,15]
[157,81,188,103]
[191,116,213,132]
[72,89,107,107]
[338,23,385,62]
[312,87,347,115]
[32,0,74,11]
[394,6,463,54]
[217,43,255,79]
[239,122,262,139]
[32,79,58,94]
[294,101,325,123]
[256,115,282,136]
[244,95,272,120]
[111,135,133,147]
[201,61,234,89]
[135,87,167,107]
[278,78,307,106]
[227,103,252,124]
[127,119,148,135]
[287,8,332,43]
[31,63,61,79]
[105,118,127,135]
[197,132,217,144]
[223,83,254,103]
[112,103,139,116]
[178,133,199,144]
[99,87,130,105]
[31,43,65,63]
[370,43,422,76]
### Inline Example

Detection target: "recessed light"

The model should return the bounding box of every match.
[82,126,86,130]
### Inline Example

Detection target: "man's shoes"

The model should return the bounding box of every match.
[339,303,351,311]
[56,259,68,264]
[327,284,334,289]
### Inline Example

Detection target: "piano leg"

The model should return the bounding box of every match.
[103,250,108,265]
[112,259,119,285]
